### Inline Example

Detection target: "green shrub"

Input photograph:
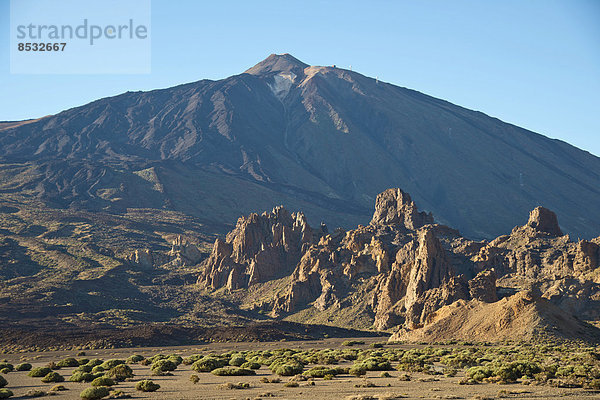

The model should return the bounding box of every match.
[77,365,93,373]
[211,367,255,376]
[70,372,95,383]
[167,355,183,366]
[228,355,246,367]
[151,359,176,373]
[77,359,90,366]
[85,360,103,368]
[100,360,124,370]
[219,382,250,389]
[41,371,65,383]
[189,374,200,384]
[135,380,160,392]
[0,364,13,373]
[49,385,67,392]
[126,355,144,364]
[15,363,32,371]
[90,366,104,374]
[0,389,13,399]
[105,365,133,381]
[240,361,261,370]
[303,366,346,378]
[283,381,299,388]
[466,366,493,382]
[348,364,366,377]
[354,357,392,371]
[191,357,229,372]
[28,367,52,378]
[91,377,115,387]
[80,386,110,400]
[342,340,365,346]
[24,389,45,397]
[57,358,79,368]
[0,376,6,388]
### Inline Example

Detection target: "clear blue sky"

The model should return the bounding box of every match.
[1,0,599,156]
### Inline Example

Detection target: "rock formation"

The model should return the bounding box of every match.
[196,187,600,340]
[127,236,203,268]
[197,206,314,291]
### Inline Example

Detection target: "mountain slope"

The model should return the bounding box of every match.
[1,53,599,239]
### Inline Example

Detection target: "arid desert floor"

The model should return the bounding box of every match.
[2,337,599,400]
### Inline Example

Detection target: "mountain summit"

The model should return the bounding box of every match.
[245,53,309,75]
[1,54,599,239]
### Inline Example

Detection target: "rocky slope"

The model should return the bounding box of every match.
[198,187,600,341]
[1,54,600,239]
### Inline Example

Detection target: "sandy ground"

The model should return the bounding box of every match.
[2,337,599,400]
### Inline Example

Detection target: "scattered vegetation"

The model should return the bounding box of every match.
[219,382,250,389]
[91,377,115,387]
[80,386,110,400]
[28,367,52,378]
[135,380,160,392]
[105,365,133,381]
[0,389,13,399]
[70,371,96,383]
[41,371,65,383]
[211,367,256,376]
[56,358,79,368]
[15,363,32,371]
[23,390,46,398]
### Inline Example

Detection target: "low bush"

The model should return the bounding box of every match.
[342,340,365,347]
[91,377,115,387]
[348,364,366,377]
[24,389,46,398]
[135,380,160,392]
[228,355,246,367]
[80,386,110,400]
[70,372,95,383]
[211,367,255,376]
[28,367,52,378]
[151,359,176,373]
[56,358,79,368]
[126,355,144,364]
[189,374,199,384]
[41,371,65,383]
[0,364,13,373]
[85,360,103,368]
[0,389,13,399]
[191,357,229,372]
[100,360,124,370]
[15,363,32,371]
[90,366,104,374]
[303,366,347,378]
[219,382,250,389]
[105,365,133,382]
[240,361,261,370]
[0,376,6,388]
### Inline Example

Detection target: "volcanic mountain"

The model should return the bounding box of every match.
[1,53,599,241]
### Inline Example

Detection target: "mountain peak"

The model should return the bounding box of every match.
[245,53,308,76]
